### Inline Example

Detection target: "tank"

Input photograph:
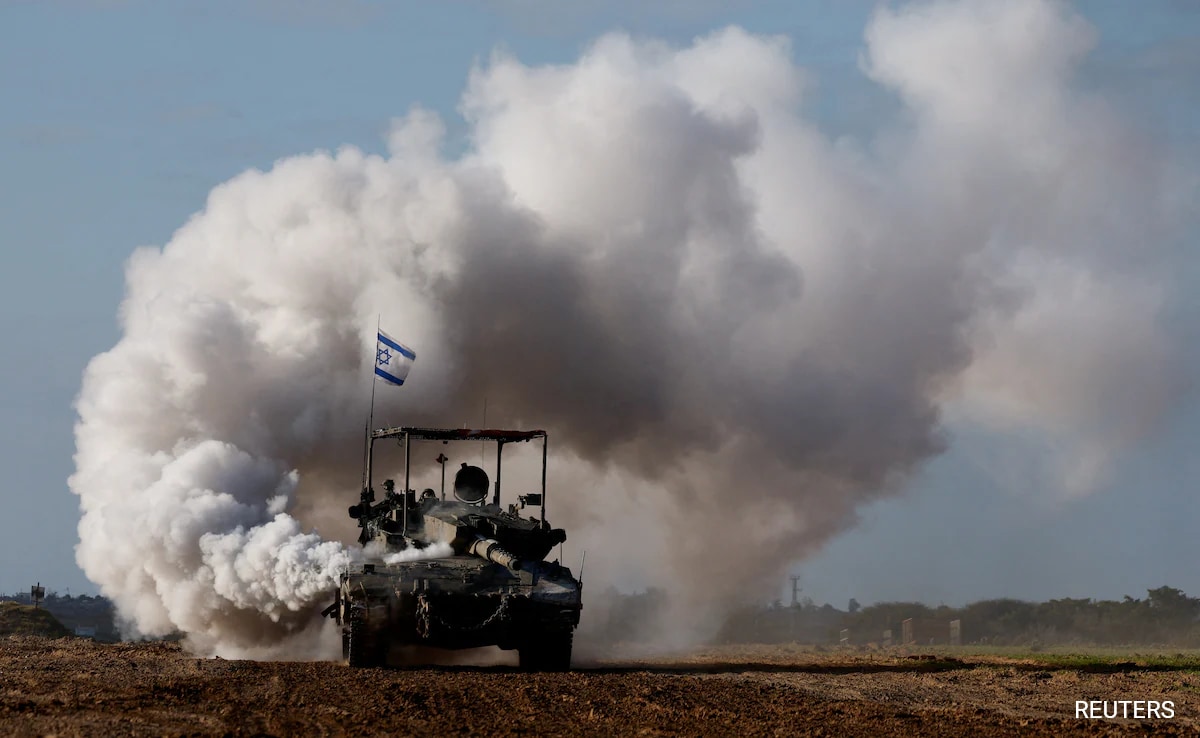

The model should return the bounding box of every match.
[326,427,582,670]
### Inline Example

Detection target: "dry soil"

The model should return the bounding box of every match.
[2,637,1197,736]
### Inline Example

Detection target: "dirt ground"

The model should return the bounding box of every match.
[2,637,1198,736]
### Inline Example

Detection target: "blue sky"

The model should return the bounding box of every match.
[2,0,1197,607]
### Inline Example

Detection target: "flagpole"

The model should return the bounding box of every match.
[359,418,369,491]
[367,368,378,436]
[362,315,381,492]
[368,314,380,433]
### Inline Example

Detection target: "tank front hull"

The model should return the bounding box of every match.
[336,557,581,656]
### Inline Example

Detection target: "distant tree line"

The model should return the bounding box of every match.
[12,585,1200,648]
[588,586,1200,647]
[1,590,119,641]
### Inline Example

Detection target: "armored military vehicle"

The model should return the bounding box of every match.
[326,427,582,670]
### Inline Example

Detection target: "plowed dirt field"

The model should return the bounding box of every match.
[2,637,1196,736]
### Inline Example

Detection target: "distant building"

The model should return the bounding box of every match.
[902,618,954,645]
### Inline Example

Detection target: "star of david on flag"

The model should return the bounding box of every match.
[375,329,416,386]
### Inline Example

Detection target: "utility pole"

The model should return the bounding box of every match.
[788,575,802,642]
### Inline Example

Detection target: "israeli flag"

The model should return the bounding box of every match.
[375,330,415,386]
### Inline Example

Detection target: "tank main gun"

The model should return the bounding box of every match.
[468,536,523,571]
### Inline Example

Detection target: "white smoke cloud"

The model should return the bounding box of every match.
[71,0,1193,655]
[376,541,454,565]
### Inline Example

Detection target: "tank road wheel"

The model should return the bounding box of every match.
[346,615,385,668]
[519,629,573,672]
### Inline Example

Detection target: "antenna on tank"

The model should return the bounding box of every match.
[436,452,448,500]
[359,420,369,490]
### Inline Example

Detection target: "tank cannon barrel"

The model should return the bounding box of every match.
[468,536,523,571]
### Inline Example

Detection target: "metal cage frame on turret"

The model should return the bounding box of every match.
[366,426,549,532]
